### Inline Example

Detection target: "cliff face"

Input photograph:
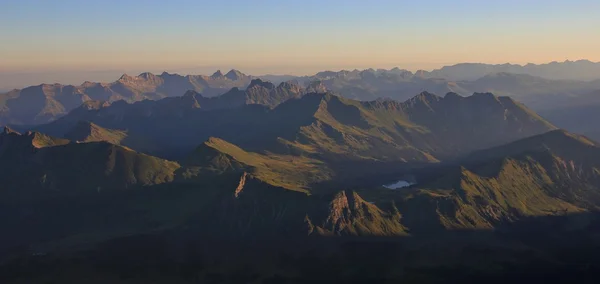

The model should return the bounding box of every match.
[234,172,248,198]
[307,190,407,236]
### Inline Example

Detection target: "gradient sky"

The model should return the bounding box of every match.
[1,0,600,86]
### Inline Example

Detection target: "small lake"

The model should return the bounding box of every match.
[383,180,415,190]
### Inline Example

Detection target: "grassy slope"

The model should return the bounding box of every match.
[278,94,436,163]
[63,121,160,154]
[6,130,600,272]
[379,130,600,232]
[39,142,181,189]
[0,130,180,195]
[179,137,332,193]
[274,92,554,163]
[65,121,128,144]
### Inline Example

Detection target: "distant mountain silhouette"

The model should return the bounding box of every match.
[422,59,600,81]
[0,70,254,125]
[538,89,600,142]
[4,62,600,125]
[301,68,600,109]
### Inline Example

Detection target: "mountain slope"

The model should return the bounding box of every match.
[178,137,332,192]
[538,90,600,142]
[64,120,128,144]
[423,60,600,81]
[272,92,555,164]
[167,91,555,192]
[459,72,600,110]
[6,65,600,126]
[303,66,600,106]
[63,120,159,154]
[35,91,555,172]
[306,190,407,236]
[5,129,600,274]
[393,130,600,233]
[0,128,180,195]
[7,130,597,243]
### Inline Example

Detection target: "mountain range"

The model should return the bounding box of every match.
[3,60,600,127]
[4,63,600,282]
[422,59,600,81]
[3,103,600,248]
[0,69,254,125]
[0,94,588,232]
[24,91,554,188]
[301,68,600,109]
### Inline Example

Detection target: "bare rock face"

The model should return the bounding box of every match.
[211,70,225,79]
[307,190,407,236]
[305,80,327,93]
[225,69,245,81]
[234,172,248,198]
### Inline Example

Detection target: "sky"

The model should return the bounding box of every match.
[1,0,600,87]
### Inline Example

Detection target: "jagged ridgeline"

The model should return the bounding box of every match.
[31,89,554,191]
[181,129,600,237]
[0,70,255,125]
[389,130,600,232]
[4,127,600,239]
[6,78,600,282]
[0,83,576,239]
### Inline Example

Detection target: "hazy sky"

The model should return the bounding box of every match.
[1,0,600,87]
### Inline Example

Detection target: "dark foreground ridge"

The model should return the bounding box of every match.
[3,208,600,283]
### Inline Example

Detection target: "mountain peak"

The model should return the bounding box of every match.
[118,73,134,81]
[81,81,98,87]
[1,129,71,149]
[225,69,245,80]
[471,92,499,100]
[2,126,18,135]
[414,70,429,78]
[138,72,156,79]
[277,81,303,92]
[64,120,128,144]
[444,92,463,99]
[248,79,275,90]
[541,129,598,146]
[179,91,202,108]
[183,90,201,97]
[211,70,225,79]
[413,91,441,102]
[306,81,327,93]
[79,100,111,110]
[277,80,298,88]
[403,91,443,111]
